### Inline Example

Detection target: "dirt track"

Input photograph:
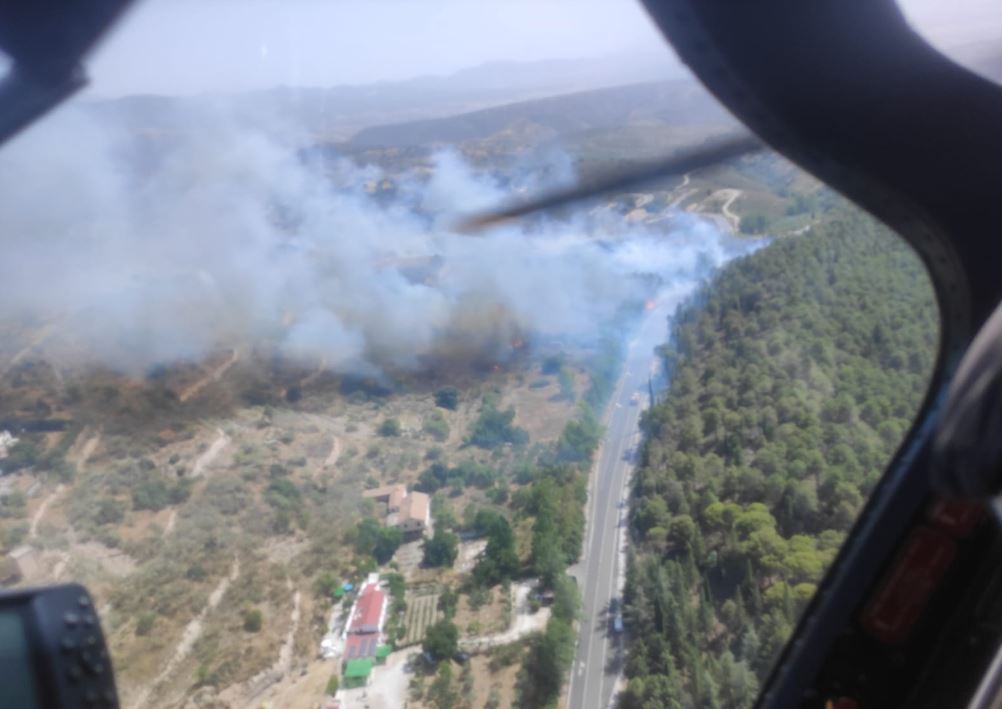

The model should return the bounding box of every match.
[720,188,742,231]
[324,435,341,468]
[178,349,239,403]
[29,484,63,538]
[127,556,240,709]
[190,428,230,478]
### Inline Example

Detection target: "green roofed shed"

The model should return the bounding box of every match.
[333,587,345,599]
[375,645,393,662]
[343,658,373,688]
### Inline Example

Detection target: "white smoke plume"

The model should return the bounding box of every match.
[0,104,743,377]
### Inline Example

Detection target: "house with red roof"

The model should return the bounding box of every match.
[349,582,386,635]
[344,632,380,661]
[340,573,389,671]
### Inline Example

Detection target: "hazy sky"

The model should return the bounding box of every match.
[78,0,1002,97]
[85,0,672,97]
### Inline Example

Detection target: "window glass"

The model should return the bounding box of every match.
[0,4,938,709]
[898,0,1002,86]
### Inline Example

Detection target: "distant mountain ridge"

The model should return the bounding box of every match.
[347,79,733,149]
[76,53,683,141]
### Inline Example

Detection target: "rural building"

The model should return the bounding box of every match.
[393,491,430,534]
[363,484,407,512]
[375,644,392,664]
[342,658,374,688]
[341,574,389,668]
[363,484,431,535]
[349,580,386,635]
[344,633,380,661]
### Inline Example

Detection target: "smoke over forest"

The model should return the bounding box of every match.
[0,105,738,376]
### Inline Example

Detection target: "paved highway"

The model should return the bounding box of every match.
[566,300,674,709]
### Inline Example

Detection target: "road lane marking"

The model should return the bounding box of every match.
[572,308,669,709]
[575,373,631,707]
[593,415,632,706]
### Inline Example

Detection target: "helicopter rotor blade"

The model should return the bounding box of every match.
[456,131,763,233]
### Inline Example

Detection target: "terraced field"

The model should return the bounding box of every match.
[401,590,440,647]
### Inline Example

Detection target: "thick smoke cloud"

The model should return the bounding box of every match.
[0,106,741,376]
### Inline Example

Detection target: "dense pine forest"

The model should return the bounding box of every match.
[620,207,939,708]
